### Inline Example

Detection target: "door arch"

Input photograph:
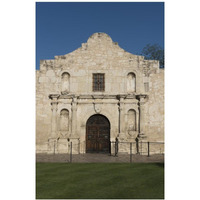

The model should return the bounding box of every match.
[86,114,110,153]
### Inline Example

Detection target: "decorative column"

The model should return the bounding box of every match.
[48,94,59,154]
[51,102,58,138]
[137,95,148,155]
[71,96,78,137]
[139,96,146,137]
[118,95,126,141]
[69,96,79,154]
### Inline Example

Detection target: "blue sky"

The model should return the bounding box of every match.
[36,2,164,70]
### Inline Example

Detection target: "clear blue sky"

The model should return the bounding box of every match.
[36,2,164,70]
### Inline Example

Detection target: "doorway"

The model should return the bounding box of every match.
[86,114,110,153]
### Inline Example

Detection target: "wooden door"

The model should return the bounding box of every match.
[86,115,110,153]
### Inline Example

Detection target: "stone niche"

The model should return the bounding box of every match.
[61,72,70,94]
[127,109,137,138]
[127,73,136,93]
[59,109,69,137]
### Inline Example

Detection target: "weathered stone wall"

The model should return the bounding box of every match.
[36,32,164,154]
[145,69,164,142]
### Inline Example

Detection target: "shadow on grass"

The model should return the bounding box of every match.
[154,162,164,168]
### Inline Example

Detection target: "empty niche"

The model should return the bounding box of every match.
[127,109,136,131]
[127,73,136,93]
[60,109,69,131]
[61,72,70,94]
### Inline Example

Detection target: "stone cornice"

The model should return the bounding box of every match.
[57,93,148,101]
[49,94,60,100]
[136,94,148,100]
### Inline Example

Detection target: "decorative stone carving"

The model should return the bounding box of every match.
[94,103,102,113]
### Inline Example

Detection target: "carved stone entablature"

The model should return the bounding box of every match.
[59,94,74,99]
[49,94,60,110]
[125,94,136,99]
[116,94,127,100]
[49,94,60,100]
[136,94,148,103]
[92,95,105,99]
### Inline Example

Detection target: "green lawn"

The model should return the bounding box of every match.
[36,163,164,199]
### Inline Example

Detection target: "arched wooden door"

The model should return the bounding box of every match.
[86,114,110,153]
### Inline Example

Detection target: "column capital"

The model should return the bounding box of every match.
[51,102,58,111]
[136,94,148,105]
[49,94,60,100]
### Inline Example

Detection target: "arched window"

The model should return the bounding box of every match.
[61,72,70,94]
[127,109,136,131]
[127,73,136,93]
[60,109,69,131]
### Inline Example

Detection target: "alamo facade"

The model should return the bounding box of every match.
[36,33,164,155]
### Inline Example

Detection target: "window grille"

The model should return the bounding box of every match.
[93,73,105,91]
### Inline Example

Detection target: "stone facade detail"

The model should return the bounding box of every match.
[36,32,164,154]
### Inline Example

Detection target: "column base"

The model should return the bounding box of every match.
[69,137,80,154]
[48,138,57,154]
[57,138,69,154]
[136,133,148,155]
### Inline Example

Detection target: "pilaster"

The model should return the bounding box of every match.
[70,96,79,138]
[137,94,148,141]
[48,94,60,154]
[49,94,60,139]
[118,95,126,140]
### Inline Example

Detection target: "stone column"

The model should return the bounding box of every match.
[139,96,146,136]
[69,96,79,154]
[138,95,147,140]
[48,94,59,154]
[119,96,126,139]
[49,94,59,138]
[71,96,78,137]
[51,101,58,138]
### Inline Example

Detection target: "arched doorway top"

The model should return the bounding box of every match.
[86,114,110,127]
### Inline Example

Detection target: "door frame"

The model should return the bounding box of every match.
[86,114,111,153]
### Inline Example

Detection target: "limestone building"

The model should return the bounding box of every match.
[36,33,164,154]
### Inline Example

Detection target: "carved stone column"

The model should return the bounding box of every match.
[71,96,78,137]
[69,96,79,154]
[49,94,59,138]
[118,96,126,139]
[138,95,147,139]
[136,95,148,155]
[48,94,59,154]
[51,102,57,137]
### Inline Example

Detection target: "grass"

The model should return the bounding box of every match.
[36,163,164,199]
